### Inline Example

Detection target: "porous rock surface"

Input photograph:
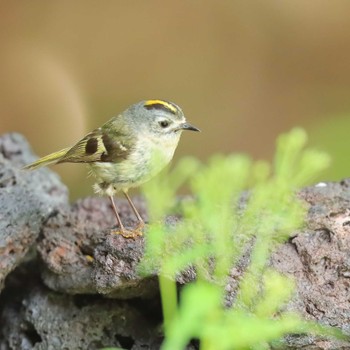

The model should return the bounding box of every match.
[0,133,68,292]
[1,132,350,349]
[272,180,350,349]
[0,260,165,350]
[38,196,159,299]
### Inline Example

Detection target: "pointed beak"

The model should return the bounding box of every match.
[180,122,201,132]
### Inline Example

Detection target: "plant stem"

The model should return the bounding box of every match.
[159,273,178,338]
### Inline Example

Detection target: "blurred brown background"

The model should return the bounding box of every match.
[1,1,350,199]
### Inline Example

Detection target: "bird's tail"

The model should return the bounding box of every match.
[23,147,70,171]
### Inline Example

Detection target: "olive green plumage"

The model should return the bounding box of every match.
[24,99,200,237]
[24,111,134,169]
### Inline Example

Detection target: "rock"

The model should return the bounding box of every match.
[271,180,350,348]
[0,260,166,350]
[0,133,68,292]
[38,196,160,299]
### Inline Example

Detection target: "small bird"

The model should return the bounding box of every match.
[24,99,200,238]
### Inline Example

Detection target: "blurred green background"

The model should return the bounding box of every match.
[1,1,350,200]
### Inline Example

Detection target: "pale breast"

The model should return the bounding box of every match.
[89,133,180,192]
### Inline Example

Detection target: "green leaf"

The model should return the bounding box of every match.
[140,128,339,350]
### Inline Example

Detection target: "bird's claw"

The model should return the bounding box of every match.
[111,227,143,239]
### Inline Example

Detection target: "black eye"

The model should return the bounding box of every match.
[159,120,170,128]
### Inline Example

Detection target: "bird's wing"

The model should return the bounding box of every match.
[59,125,133,164]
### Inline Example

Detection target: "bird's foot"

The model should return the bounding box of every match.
[111,227,143,239]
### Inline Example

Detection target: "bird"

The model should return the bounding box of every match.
[23,99,200,238]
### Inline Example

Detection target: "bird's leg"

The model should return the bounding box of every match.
[123,191,145,232]
[109,195,126,232]
[109,195,142,239]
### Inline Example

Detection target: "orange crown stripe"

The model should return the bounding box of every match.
[144,100,178,114]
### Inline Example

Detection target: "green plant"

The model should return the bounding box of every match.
[138,128,342,350]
